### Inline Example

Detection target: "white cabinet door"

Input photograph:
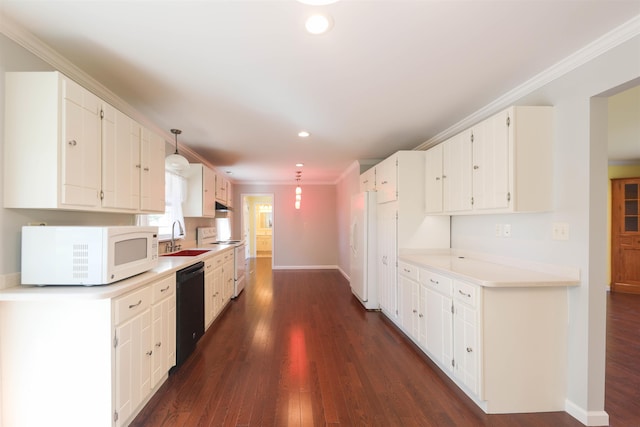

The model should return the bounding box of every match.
[216,173,228,205]
[452,280,480,397]
[359,167,376,192]
[114,308,152,427]
[222,252,234,304]
[424,144,443,213]
[213,259,224,317]
[377,201,398,320]
[140,128,166,213]
[425,287,453,371]
[204,257,216,328]
[376,155,397,203]
[61,76,102,207]
[151,293,176,388]
[398,275,418,339]
[101,107,140,210]
[443,131,472,212]
[472,110,510,211]
[184,164,217,218]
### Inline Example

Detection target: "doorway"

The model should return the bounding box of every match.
[606,84,640,293]
[242,194,274,264]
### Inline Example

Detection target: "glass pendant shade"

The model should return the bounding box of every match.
[166,128,189,171]
[296,186,302,195]
[295,200,301,210]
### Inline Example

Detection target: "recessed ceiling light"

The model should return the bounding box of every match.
[297,0,340,5]
[296,163,304,167]
[305,14,333,35]
[298,131,310,138]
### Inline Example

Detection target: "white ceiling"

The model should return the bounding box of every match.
[1,0,639,183]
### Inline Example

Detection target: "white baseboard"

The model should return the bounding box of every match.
[565,399,610,426]
[337,267,349,281]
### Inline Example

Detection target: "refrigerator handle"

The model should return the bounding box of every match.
[350,221,357,255]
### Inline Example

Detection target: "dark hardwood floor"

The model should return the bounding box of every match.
[131,258,639,426]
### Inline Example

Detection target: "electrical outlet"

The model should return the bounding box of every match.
[495,224,503,237]
[503,224,511,238]
[552,223,569,241]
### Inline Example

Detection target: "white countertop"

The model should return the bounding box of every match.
[0,245,236,302]
[399,250,580,288]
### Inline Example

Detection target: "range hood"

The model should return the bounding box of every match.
[215,202,232,212]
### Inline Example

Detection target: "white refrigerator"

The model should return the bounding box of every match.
[350,191,378,310]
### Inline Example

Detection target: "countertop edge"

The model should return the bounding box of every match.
[399,250,580,288]
[0,245,236,302]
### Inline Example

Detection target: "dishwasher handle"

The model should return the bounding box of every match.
[176,261,205,281]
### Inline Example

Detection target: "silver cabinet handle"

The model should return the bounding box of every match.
[458,290,471,298]
[160,285,170,293]
[403,268,411,273]
[466,347,473,353]
[128,300,142,309]
[412,309,417,313]
[143,167,149,171]
[435,177,441,181]
[68,140,77,146]
[381,180,388,184]
[419,313,424,318]
[136,164,141,168]
[155,342,162,348]
[146,350,153,356]
[473,165,479,170]
[430,279,439,285]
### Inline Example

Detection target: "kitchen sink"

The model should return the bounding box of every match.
[162,249,211,257]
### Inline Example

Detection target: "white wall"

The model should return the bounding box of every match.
[233,183,338,269]
[335,161,362,278]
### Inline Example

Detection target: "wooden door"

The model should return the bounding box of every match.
[611,177,640,293]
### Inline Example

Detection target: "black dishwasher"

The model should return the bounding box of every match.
[175,261,205,369]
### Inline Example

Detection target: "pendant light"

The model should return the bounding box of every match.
[165,128,189,171]
[295,171,302,210]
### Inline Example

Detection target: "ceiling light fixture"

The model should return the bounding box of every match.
[165,129,189,172]
[298,131,310,138]
[305,13,333,35]
[296,163,304,167]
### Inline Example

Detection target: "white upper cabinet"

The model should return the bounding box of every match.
[140,128,166,213]
[215,173,228,205]
[424,145,443,213]
[102,106,140,211]
[359,166,376,192]
[4,72,101,209]
[425,105,553,215]
[184,163,217,218]
[375,155,398,203]
[4,71,165,213]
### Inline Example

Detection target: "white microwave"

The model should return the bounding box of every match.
[21,226,159,286]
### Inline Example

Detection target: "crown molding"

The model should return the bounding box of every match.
[414,14,640,151]
[0,11,209,165]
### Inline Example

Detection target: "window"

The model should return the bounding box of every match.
[137,171,186,241]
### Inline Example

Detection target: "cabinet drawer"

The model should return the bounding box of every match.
[398,262,418,281]
[419,269,452,296]
[114,286,151,324]
[453,280,477,308]
[151,274,175,303]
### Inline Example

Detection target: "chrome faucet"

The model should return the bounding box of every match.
[168,220,184,253]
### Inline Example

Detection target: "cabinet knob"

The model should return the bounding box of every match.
[435,177,441,181]
[381,180,388,185]
[155,342,162,348]
[68,139,77,146]
[413,309,417,313]
[419,313,424,318]
[146,350,153,356]
[466,347,473,353]
[458,289,471,298]
[473,165,479,170]
[136,164,141,169]
[144,167,149,171]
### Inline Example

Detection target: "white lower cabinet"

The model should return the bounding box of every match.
[396,259,569,414]
[204,249,234,331]
[451,279,479,396]
[114,273,176,426]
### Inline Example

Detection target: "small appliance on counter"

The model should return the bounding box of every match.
[21,225,158,286]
